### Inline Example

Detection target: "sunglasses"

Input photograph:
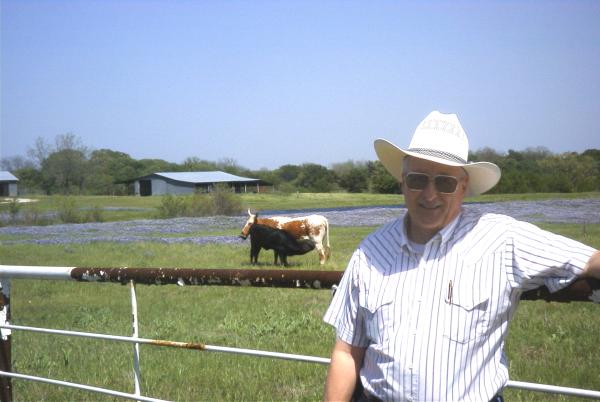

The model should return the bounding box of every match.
[404,172,462,194]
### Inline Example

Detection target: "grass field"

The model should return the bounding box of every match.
[0,193,599,401]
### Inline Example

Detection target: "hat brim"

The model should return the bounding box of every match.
[374,138,501,197]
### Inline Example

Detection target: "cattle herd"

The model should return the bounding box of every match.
[239,210,331,266]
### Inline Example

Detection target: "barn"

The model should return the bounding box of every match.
[0,171,19,197]
[132,171,265,196]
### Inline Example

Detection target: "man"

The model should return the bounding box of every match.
[323,111,600,402]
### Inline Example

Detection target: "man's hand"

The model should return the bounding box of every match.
[582,250,600,279]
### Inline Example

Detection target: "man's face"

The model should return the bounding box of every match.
[402,157,468,243]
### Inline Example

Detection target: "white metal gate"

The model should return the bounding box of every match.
[0,265,599,401]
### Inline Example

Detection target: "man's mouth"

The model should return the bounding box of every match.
[419,203,441,210]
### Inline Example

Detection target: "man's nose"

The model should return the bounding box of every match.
[420,179,439,199]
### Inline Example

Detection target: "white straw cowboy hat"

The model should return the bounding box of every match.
[374,110,501,196]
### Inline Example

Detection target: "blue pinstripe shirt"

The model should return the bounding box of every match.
[323,208,595,402]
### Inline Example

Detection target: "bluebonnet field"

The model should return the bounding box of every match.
[1,198,599,246]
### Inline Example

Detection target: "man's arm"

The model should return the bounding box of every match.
[582,250,600,278]
[324,338,366,402]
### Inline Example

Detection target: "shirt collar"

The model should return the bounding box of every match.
[400,209,464,252]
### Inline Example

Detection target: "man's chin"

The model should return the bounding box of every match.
[414,210,444,224]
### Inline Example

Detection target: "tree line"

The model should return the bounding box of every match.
[1,134,599,195]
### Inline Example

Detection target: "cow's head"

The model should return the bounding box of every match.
[239,209,258,239]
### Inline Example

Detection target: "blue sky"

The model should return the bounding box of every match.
[2,0,599,170]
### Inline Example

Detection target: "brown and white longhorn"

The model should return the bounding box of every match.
[240,209,331,264]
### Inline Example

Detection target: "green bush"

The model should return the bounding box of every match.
[210,184,242,216]
[156,187,242,218]
[8,198,21,223]
[56,197,81,223]
[186,193,208,216]
[156,194,188,218]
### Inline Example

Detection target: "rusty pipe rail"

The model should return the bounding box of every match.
[0,265,340,289]
[0,324,331,364]
[0,265,599,302]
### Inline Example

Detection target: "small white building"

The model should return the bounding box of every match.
[132,171,265,196]
[0,171,18,197]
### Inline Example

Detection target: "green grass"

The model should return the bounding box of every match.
[0,228,374,271]
[11,283,335,401]
[1,194,599,401]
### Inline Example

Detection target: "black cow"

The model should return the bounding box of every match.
[247,223,316,266]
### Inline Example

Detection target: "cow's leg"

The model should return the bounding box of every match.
[251,245,261,265]
[281,253,289,267]
[315,243,326,265]
[273,250,279,265]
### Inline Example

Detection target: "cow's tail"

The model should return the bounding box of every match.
[325,218,331,260]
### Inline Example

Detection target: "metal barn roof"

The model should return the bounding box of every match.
[151,171,260,184]
[0,171,18,182]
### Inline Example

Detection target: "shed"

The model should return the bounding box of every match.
[0,171,18,197]
[132,171,265,196]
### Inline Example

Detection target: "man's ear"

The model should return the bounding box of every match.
[461,175,469,192]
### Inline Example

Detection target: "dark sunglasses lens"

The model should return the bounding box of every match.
[405,173,429,190]
[435,176,458,193]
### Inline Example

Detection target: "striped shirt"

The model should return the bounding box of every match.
[323,208,595,402]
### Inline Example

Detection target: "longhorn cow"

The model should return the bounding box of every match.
[240,210,331,264]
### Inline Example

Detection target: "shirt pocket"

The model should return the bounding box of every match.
[358,290,394,345]
[442,285,489,344]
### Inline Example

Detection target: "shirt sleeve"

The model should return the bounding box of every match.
[323,248,369,347]
[508,220,596,293]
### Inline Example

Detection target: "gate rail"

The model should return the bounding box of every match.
[0,265,599,401]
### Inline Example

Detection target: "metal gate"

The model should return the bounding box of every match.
[0,265,599,401]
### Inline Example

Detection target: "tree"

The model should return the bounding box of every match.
[369,161,399,194]
[27,137,52,168]
[275,164,302,182]
[217,157,244,175]
[84,149,139,195]
[12,166,44,194]
[295,163,336,192]
[55,132,88,154]
[539,153,597,193]
[332,161,369,193]
[181,157,219,172]
[41,149,88,194]
[136,159,179,176]
[582,149,600,190]
[0,155,34,171]
[470,147,504,164]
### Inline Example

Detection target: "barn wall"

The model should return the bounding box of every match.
[151,178,167,195]
[0,182,18,197]
[164,180,194,195]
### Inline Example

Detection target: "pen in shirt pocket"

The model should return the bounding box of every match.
[446,280,453,304]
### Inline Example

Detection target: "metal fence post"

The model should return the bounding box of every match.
[0,279,12,402]
[130,280,141,401]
